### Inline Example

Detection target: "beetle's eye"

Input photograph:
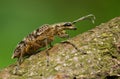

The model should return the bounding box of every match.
[63,23,72,26]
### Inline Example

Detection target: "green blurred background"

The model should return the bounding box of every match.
[0,0,120,69]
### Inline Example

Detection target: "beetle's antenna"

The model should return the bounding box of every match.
[72,14,96,24]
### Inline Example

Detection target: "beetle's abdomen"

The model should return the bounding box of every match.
[12,24,55,58]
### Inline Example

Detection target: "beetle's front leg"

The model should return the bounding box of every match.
[61,41,79,51]
[59,34,69,38]
[58,30,69,38]
[61,41,86,54]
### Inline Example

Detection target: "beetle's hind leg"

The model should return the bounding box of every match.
[13,53,24,75]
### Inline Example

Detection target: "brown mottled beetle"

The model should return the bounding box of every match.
[11,14,95,73]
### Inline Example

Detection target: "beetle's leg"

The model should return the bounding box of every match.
[44,38,50,66]
[59,34,69,38]
[13,53,23,75]
[58,30,69,38]
[13,59,19,75]
[19,51,24,64]
[49,42,53,48]
[61,41,79,51]
[59,31,86,54]
[61,41,86,54]
[59,32,79,51]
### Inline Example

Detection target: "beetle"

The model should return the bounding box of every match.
[11,14,95,73]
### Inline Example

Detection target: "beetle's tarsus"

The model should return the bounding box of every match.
[12,59,20,75]
[46,50,49,66]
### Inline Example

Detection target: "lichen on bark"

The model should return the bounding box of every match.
[0,17,120,79]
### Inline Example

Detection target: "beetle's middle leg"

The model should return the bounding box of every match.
[44,38,50,66]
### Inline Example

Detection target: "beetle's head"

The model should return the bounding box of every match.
[62,22,77,30]
[56,22,77,31]
[54,22,76,38]
[56,14,95,31]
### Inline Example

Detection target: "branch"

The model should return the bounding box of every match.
[0,17,120,79]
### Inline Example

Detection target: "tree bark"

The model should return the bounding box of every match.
[0,17,120,79]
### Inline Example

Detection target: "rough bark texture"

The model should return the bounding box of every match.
[0,17,120,79]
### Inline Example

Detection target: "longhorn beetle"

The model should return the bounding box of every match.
[11,14,95,74]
